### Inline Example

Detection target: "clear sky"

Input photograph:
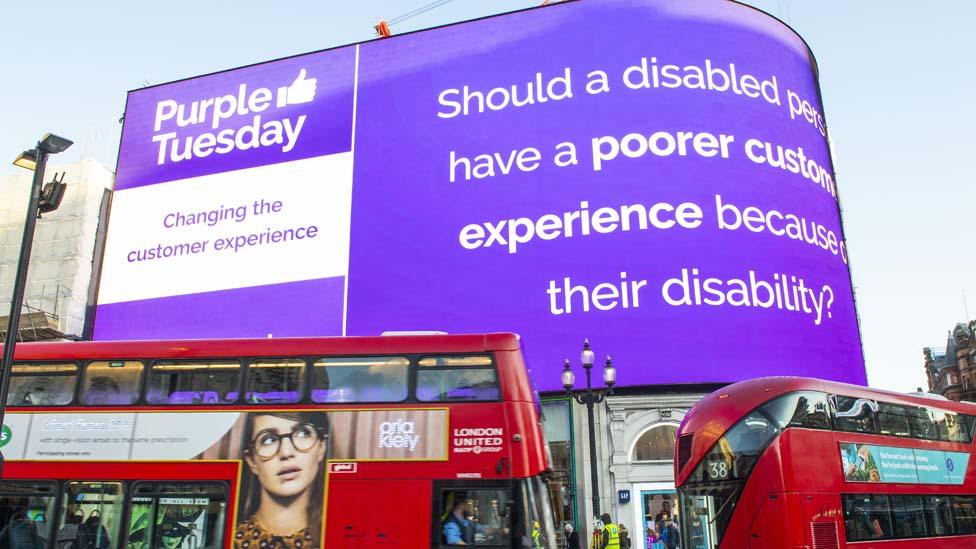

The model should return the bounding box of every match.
[2,1,973,392]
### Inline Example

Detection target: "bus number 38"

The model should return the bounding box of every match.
[707,461,730,480]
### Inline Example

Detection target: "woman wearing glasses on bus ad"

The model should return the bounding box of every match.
[234,411,328,549]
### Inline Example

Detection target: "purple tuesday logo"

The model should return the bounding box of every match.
[150,69,317,165]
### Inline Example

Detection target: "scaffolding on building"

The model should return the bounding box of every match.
[0,283,72,342]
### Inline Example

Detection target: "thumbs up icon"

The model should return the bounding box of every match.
[277,69,317,107]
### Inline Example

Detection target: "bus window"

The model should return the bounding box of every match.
[146,360,241,405]
[437,488,511,546]
[842,494,893,541]
[417,357,499,401]
[81,361,144,405]
[760,391,830,430]
[926,495,956,536]
[908,407,939,440]
[953,495,976,534]
[59,482,124,548]
[0,482,57,548]
[310,356,408,403]
[7,363,77,406]
[959,414,976,443]
[891,495,927,538]
[679,485,736,547]
[126,483,227,549]
[246,359,305,404]
[831,396,879,434]
[876,402,912,437]
[710,412,780,481]
[951,413,976,443]
[928,409,954,442]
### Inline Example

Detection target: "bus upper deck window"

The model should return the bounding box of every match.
[831,396,879,434]
[246,359,305,404]
[416,356,500,402]
[81,361,144,406]
[147,360,241,405]
[908,407,940,441]
[311,356,408,403]
[8,363,78,406]
[876,402,912,437]
[955,414,976,444]
[760,391,831,430]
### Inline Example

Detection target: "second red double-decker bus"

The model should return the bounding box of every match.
[0,332,557,548]
[675,377,976,548]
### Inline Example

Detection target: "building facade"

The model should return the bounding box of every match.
[924,320,976,402]
[542,387,713,549]
[0,160,113,342]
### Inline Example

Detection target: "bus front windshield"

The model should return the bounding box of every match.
[677,391,831,547]
[678,410,778,548]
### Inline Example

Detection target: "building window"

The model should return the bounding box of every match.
[632,424,679,462]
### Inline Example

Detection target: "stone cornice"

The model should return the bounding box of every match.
[605,393,706,410]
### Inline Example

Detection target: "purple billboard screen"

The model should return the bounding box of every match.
[95,0,866,390]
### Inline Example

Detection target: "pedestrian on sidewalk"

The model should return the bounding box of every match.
[599,513,620,549]
[563,522,581,549]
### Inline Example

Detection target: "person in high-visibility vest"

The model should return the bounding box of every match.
[599,513,620,549]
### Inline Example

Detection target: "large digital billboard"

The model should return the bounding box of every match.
[95,0,866,390]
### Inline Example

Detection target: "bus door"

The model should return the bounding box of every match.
[325,477,430,546]
[748,493,792,549]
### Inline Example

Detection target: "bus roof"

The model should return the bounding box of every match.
[9,332,521,361]
[676,376,976,483]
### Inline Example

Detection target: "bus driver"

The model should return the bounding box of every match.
[443,495,477,545]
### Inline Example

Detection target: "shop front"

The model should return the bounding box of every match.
[634,482,677,546]
[608,392,708,549]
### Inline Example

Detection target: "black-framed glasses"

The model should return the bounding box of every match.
[250,423,326,458]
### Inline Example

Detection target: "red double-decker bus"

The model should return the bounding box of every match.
[674,377,976,549]
[0,332,557,548]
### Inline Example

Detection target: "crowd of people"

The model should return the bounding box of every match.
[643,512,680,549]
[556,509,680,549]
[437,487,683,548]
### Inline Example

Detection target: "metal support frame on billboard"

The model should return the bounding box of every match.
[562,339,617,518]
[1,133,73,474]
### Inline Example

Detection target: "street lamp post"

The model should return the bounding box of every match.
[0,133,73,474]
[562,339,617,519]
